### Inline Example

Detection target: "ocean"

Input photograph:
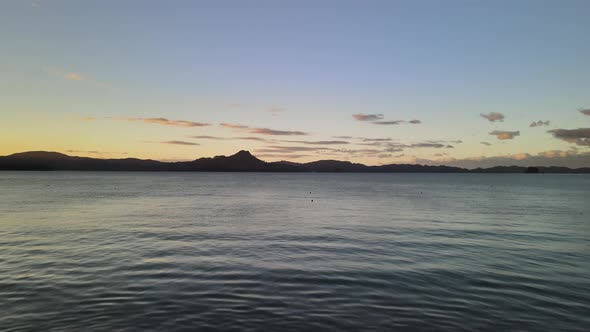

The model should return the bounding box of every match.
[1,172,589,331]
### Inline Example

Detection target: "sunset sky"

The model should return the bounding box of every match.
[2,0,590,168]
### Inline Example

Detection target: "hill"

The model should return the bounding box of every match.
[1,150,589,173]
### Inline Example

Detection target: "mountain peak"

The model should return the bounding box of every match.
[234,150,253,157]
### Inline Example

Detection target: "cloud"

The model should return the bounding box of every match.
[489,130,520,140]
[65,72,85,81]
[66,149,100,154]
[374,140,459,152]
[353,113,384,121]
[190,135,228,140]
[358,138,396,146]
[579,109,590,116]
[353,114,421,125]
[548,128,590,146]
[220,123,250,129]
[42,66,110,88]
[160,140,200,146]
[300,141,350,145]
[377,154,392,158]
[258,146,333,153]
[66,150,129,156]
[480,112,505,122]
[373,120,405,125]
[530,120,550,127]
[334,148,382,155]
[79,116,210,128]
[410,143,448,148]
[250,128,307,136]
[256,154,310,159]
[75,116,97,121]
[268,107,283,116]
[363,138,393,142]
[219,123,307,136]
[235,136,269,142]
[255,146,383,158]
[125,117,210,127]
[539,150,577,158]
[279,140,349,145]
[435,149,590,169]
[189,135,274,143]
[333,136,354,139]
[481,142,492,146]
[451,140,463,144]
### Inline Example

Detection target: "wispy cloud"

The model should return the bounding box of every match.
[530,120,550,127]
[268,107,283,116]
[376,141,455,152]
[489,130,520,140]
[384,147,404,153]
[336,148,383,155]
[75,116,97,121]
[433,149,590,169]
[481,142,492,146]
[220,123,308,136]
[235,136,270,142]
[190,135,228,140]
[42,66,111,88]
[188,135,273,142]
[258,146,333,153]
[278,140,349,145]
[125,117,209,128]
[65,72,85,81]
[250,128,307,136]
[220,123,250,129]
[353,113,384,121]
[362,138,393,142]
[66,150,129,156]
[256,154,310,159]
[353,114,421,125]
[78,116,210,129]
[160,140,200,146]
[66,149,100,154]
[548,128,590,146]
[410,143,453,149]
[333,136,354,139]
[480,112,505,122]
[373,120,405,125]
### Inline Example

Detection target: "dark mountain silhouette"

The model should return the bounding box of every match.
[1,150,589,173]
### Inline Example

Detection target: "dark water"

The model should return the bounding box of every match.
[1,172,589,331]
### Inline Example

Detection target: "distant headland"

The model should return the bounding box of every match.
[1,150,589,173]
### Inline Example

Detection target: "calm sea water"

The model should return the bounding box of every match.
[0,172,589,331]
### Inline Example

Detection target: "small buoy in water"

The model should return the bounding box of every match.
[311,199,314,202]
[309,191,312,194]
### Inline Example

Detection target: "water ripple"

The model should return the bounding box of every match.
[1,172,589,331]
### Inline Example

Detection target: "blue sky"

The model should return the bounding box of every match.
[1,0,590,167]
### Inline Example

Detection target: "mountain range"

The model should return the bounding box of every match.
[1,150,589,173]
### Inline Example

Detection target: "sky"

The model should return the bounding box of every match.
[1,0,590,168]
